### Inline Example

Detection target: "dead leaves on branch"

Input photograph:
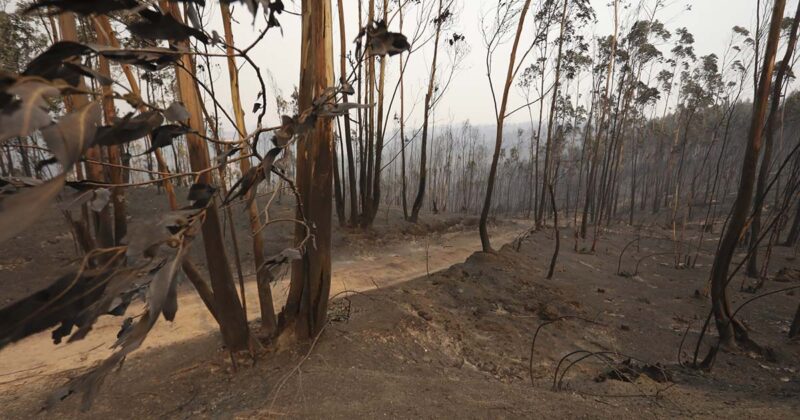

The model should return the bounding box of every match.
[94,110,164,147]
[222,0,284,26]
[225,82,371,211]
[128,8,209,44]
[0,101,101,244]
[356,19,412,57]
[0,75,59,144]
[27,41,182,83]
[0,207,200,349]
[23,0,142,16]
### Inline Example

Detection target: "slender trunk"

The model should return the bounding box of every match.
[365,0,390,227]
[220,3,277,334]
[337,0,359,226]
[409,0,444,223]
[708,0,785,350]
[747,1,800,276]
[536,0,569,228]
[333,135,346,225]
[790,303,800,338]
[479,0,534,251]
[162,1,250,351]
[399,4,408,220]
[91,18,127,246]
[784,197,800,246]
[546,184,560,279]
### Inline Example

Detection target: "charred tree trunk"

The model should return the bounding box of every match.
[282,0,335,340]
[220,3,277,334]
[546,184,560,279]
[479,0,533,251]
[91,17,127,246]
[784,197,800,246]
[536,0,569,229]
[337,0,359,227]
[399,4,409,220]
[747,1,800,276]
[707,0,785,350]
[163,1,250,351]
[409,0,444,223]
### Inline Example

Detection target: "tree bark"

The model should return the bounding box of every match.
[479,0,533,251]
[747,1,800,276]
[91,17,127,246]
[784,197,800,246]
[220,3,277,334]
[336,0,359,227]
[282,0,335,340]
[162,1,250,351]
[398,3,409,220]
[708,0,785,349]
[409,0,444,223]
[536,0,569,229]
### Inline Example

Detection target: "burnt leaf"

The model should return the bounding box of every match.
[94,111,164,147]
[164,101,190,123]
[266,0,284,28]
[0,269,115,349]
[35,156,59,171]
[187,183,216,208]
[341,82,355,95]
[317,102,372,117]
[0,102,100,243]
[215,146,242,165]
[223,146,281,205]
[63,62,114,86]
[0,78,58,144]
[24,0,142,15]
[41,101,102,165]
[48,245,189,410]
[357,20,411,57]
[223,166,262,205]
[185,2,202,29]
[272,114,316,147]
[162,274,179,321]
[65,180,111,191]
[128,9,209,44]
[260,247,303,273]
[143,124,191,154]
[91,44,183,71]
[23,41,93,85]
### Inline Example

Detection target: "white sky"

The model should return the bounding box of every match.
[206,0,759,134]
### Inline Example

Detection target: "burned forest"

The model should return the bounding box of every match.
[0,0,799,418]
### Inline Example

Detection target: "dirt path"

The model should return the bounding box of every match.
[0,221,527,387]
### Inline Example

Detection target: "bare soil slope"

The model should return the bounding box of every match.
[1,216,799,418]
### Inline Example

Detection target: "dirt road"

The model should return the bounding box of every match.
[0,220,527,387]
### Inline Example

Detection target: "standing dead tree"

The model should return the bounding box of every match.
[746,1,800,277]
[706,0,786,354]
[479,0,533,251]
[220,2,277,334]
[409,0,447,223]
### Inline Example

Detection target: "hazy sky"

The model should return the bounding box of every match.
[210,0,758,134]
